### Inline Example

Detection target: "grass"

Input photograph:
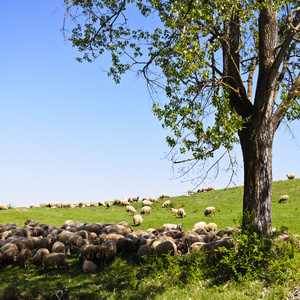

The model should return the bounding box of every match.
[0,179,299,299]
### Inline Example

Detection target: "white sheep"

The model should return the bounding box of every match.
[133,215,143,226]
[207,186,215,191]
[148,197,158,202]
[162,200,171,208]
[170,208,178,214]
[188,190,194,194]
[140,206,151,215]
[125,205,136,216]
[184,194,190,197]
[204,206,216,216]
[0,203,8,210]
[193,221,207,231]
[286,173,295,179]
[159,194,170,199]
[278,195,290,203]
[205,223,217,232]
[162,223,182,231]
[177,208,186,218]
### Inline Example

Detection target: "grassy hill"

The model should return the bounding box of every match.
[2,178,300,234]
[0,179,299,300]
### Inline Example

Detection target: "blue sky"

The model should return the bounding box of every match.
[0,1,299,208]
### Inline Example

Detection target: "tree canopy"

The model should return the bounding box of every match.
[64,0,300,234]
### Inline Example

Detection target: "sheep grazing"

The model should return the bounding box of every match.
[207,186,215,191]
[140,206,151,215]
[184,194,190,197]
[278,195,290,203]
[133,215,143,226]
[154,240,178,257]
[97,240,117,265]
[162,200,171,208]
[33,248,50,265]
[177,208,186,218]
[162,223,182,231]
[204,206,216,217]
[188,190,194,194]
[0,203,8,210]
[197,188,203,193]
[148,197,158,203]
[193,221,207,231]
[52,241,66,254]
[125,205,136,216]
[14,249,32,268]
[159,194,170,199]
[170,208,178,214]
[82,257,97,274]
[205,223,218,232]
[286,173,295,180]
[43,253,71,270]
[137,244,151,260]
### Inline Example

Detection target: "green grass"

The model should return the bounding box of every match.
[0,179,299,299]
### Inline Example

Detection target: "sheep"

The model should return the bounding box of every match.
[133,215,143,226]
[177,208,186,218]
[1,243,19,263]
[137,244,152,260]
[18,238,34,251]
[97,240,117,265]
[0,203,8,210]
[170,208,178,214]
[33,248,50,265]
[149,197,158,203]
[204,206,216,217]
[154,240,178,257]
[184,194,190,197]
[52,241,66,254]
[207,186,215,191]
[36,237,54,251]
[188,190,194,194]
[78,244,98,261]
[140,206,151,215]
[205,223,217,232]
[278,195,290,203]
[159,194,170,199]
[82,257,97,274]
[142,200,153,206]
[162,200,171,208]
[14,249,32,268]
[24,219,35,226]
[43,253,71,270]
[162,223,182,231]
[126,205,137,216]
[193,222,207,231]
[197,188,203,193]
[286,173,295,179]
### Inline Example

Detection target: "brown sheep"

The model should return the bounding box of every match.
[33,248,50,265]
[82,257,97,274]
[43,253,71,270]
[14,249,32,268]
[97,240,117,266]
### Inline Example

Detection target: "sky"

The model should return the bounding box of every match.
[0,1,299,208]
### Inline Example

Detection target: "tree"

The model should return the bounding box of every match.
[63,0,300,235]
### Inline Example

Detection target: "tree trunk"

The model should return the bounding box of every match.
[239,122,275,235]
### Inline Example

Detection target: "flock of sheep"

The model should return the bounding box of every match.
[0,215,235,274]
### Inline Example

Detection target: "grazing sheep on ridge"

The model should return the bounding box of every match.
[286,173,295,179]
[43,253,71,270]
[160,194,170,199]
[170,208,178,214]
[162,200,171,208]
[142,200,153,206]
[207,186,215,191]
[133,215,143,226]
[177,208,186,218]
[184,194,190,197]
[204,206,216,217]
[0,203,8,210]
[126,205,136,216]
[149,197,158,203]
[140,206,151,215]
[278,195,290,203]
[188,190,194,194]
